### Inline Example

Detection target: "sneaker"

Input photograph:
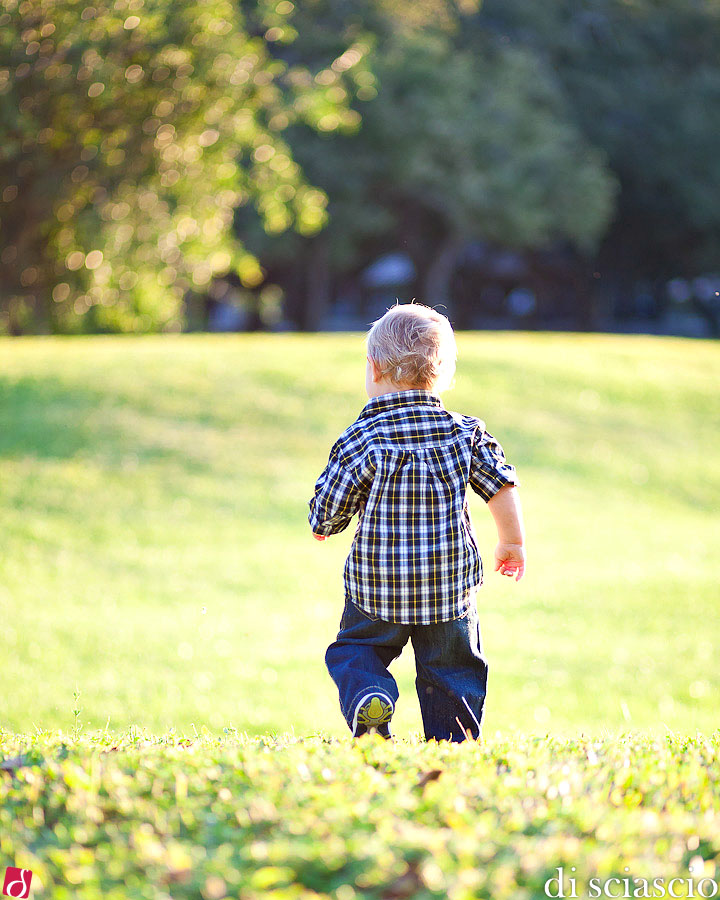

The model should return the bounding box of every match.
[352,692,394,738]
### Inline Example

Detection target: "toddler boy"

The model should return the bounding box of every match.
[308,302,525,741]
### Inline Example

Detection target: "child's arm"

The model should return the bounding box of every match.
[308,441,369,540]
[468,426,525,581]
[487,484,525,581]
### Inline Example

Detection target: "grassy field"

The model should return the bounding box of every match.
[1,332,719,740]
[1,728,719,899]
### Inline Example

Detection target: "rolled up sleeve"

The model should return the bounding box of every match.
[308,443,364,536]
[469,428,519,502]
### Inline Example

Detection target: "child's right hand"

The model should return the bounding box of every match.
[494,542,525,581]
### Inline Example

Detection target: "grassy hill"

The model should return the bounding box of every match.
[1,332,719,739]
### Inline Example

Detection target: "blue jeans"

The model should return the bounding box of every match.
[325,595,489,742]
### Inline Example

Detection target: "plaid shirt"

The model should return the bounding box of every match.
[308,390,519,624]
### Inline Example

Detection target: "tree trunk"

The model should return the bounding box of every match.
[422,231,465,318]
[303,236,332,331]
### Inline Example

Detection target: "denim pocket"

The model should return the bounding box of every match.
[350,600,380,622]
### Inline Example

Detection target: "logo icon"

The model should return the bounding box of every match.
[2,868,33,898]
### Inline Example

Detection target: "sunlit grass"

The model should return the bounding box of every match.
[1,332,718,739]
[1,727,719,898]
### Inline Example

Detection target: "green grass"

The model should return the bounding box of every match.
[1,332,719,739]
[1,728,719,899]
[2,333,719,899]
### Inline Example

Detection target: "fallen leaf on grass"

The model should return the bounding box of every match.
[415,769,442,789]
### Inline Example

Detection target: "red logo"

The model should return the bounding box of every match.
[2,868,32,898]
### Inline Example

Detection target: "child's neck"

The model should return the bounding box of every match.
[367,380,437,400]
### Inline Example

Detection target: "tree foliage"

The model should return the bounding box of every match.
[0,0,364,333]
[478,0,720,275]
[240,0,720,329]
[365,30,615,252]
[239,0,617,326]
[2,0,719,332]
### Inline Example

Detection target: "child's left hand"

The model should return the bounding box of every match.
[494,542,525,581]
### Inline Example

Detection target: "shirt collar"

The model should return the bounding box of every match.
[358,389,443,420]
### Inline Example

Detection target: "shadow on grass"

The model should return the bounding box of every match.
[0,375,222,474]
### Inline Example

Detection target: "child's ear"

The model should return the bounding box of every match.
[368,357,383,383]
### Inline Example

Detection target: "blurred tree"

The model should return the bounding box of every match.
[361,29,616,312]
[477,0,720,284]
[239,0,617,328]
[0,0,364,333]
[11,0,715,333]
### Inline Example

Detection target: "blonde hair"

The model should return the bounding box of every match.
[366,301,457,392]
